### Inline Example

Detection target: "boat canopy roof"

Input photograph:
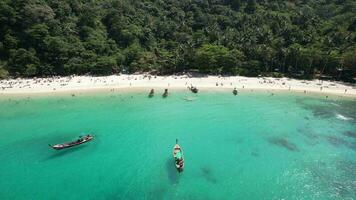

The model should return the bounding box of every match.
[175,151,183,160]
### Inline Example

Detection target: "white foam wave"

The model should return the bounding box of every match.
[336,114,353,121]
[330,102,340,107]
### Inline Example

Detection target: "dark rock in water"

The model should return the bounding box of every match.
[201,166,211,175]
[200,166,218,184]
[325,135,356,151]
[297,127,320,140]
[267,137,299,152]
[250,148,259,157]
[304,132,320,140]
[312,107,333,118]
[296,97,356,121]
[326,136,348,147]
[343,131,356,138]
[251,151,259,157]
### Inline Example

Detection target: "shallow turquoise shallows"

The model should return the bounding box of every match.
[0,90,355,200]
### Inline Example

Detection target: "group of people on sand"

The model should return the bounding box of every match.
[0,76,74,90]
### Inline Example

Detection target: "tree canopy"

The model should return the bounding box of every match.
[0,0,355,81]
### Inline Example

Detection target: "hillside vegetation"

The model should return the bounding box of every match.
[0,0,355,81]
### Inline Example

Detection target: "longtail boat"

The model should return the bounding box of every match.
[49,135,93,150]
[188,86,198,93]
[233,88,238,95]
[162,89,168,98]
[173,139,184,172]
[148,89,154,98]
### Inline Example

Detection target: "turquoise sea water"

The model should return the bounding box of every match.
[0,90,355,200]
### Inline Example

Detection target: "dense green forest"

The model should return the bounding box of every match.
[0,0,355,81]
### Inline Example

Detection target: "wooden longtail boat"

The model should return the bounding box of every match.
[49,135,93,150]
[148,89,154,97]
[173,139,184,172]
[162,89,168,98]
[188,86,198,93]
[233,88,238,95]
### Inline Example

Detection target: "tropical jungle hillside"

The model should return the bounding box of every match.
[0,0,355,81]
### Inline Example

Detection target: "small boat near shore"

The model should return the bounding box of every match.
[173,139,184,172]
[49,135,93,150]
[162,89,168,98]
[148,89,154,97]
[233,88,238,95]
[188,86,198,93]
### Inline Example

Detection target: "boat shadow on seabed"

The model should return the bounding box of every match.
[166,158,180,185]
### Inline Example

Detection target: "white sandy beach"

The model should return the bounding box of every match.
[0,75,355,97]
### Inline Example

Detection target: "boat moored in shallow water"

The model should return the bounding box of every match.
[233,88,238,95]
[162,89,168,98]
[188,86,199,93]
[49,135,93,150]
[148,89,154,97]
[173,139,184,172]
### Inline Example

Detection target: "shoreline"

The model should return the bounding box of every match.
[0,75,355,98]
[1,89,355,102]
